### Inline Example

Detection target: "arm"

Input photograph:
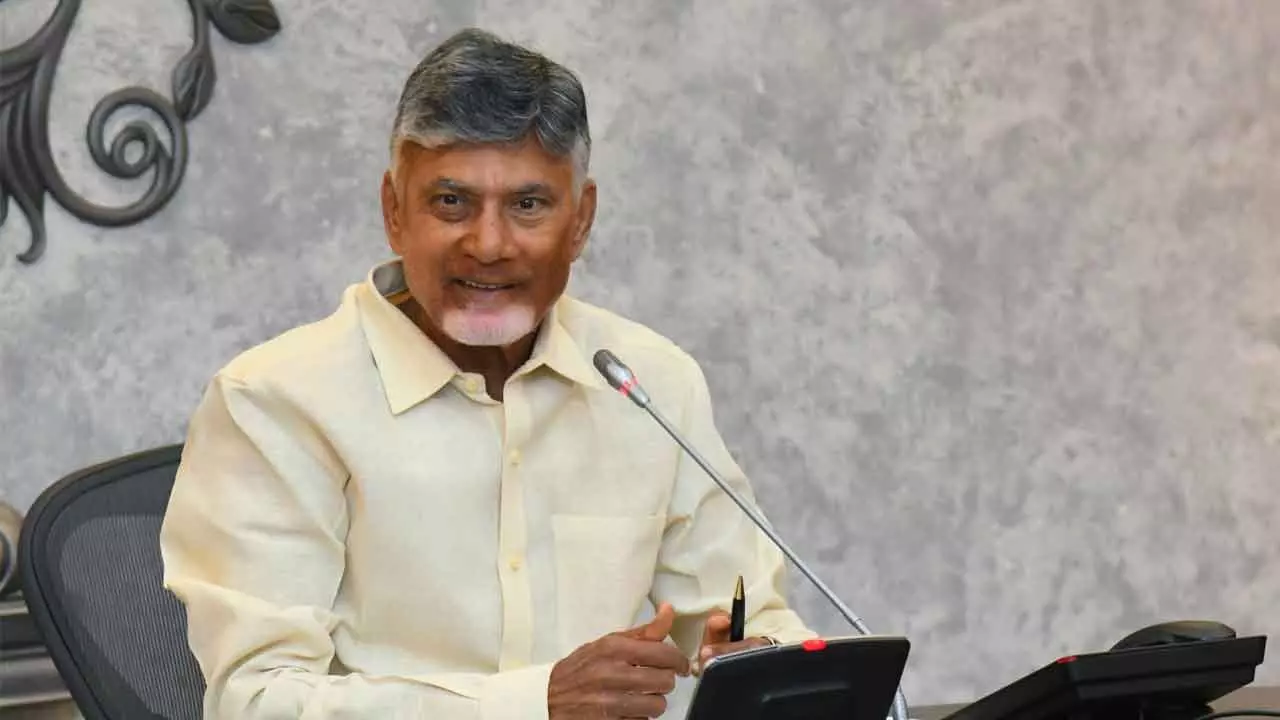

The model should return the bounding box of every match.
[159,373,550,720]
[647,359,818,658]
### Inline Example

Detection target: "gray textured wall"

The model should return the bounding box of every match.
[2,0,1278,712]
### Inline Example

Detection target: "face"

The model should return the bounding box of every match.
[380,138,596,348]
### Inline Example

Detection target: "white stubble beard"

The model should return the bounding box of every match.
[440,304,538,347]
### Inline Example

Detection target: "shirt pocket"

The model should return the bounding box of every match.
[551,513,666,653]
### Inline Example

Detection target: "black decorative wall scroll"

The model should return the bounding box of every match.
[0,0,281,264]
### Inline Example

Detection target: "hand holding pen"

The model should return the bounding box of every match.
[695,574,775,674]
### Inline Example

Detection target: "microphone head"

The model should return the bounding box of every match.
[592,349,650,407]
[592,349,631,389]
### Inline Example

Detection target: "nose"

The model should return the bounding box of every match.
[461,202,510,264]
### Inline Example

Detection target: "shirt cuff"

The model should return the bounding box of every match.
[479,663,553,720]
[748,614,820,645]
[765,628,821,645]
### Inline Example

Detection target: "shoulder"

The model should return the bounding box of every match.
[214,284,367,394]
[179,286,370,478]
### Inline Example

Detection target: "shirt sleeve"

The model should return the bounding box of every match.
[159,373,551,720]
[647,358,819,657]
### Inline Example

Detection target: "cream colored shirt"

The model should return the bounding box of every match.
[159,259,815,720]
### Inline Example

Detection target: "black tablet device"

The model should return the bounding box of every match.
[940,635,1268,720]
[685,635,911,720]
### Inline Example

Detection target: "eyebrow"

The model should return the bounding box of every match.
[509,182,556,197]
[424,178,557,197]
[431,178,473,194]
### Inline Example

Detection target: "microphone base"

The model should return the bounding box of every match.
[686,635,911,720]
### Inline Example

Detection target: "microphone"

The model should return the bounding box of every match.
[592,349,909,720]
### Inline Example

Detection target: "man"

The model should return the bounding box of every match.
[160,28,815,719]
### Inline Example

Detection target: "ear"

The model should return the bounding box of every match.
[380,170,404,255]
[569,179,598,261]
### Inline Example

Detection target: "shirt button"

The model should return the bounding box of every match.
[508,449,521,466]
[508,556,522,571]
[464,377,482,394]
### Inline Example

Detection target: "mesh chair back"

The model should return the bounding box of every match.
[18,445,205,720]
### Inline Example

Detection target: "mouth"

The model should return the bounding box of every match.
[454,279,518,292]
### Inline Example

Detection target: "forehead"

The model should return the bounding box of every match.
[400,139,574,191]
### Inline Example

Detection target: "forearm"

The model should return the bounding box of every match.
[166,576,551,720]
[740,541,819,644]
[744,606,818,644]
[206,662,553,720]
[653,512,819,655]
[651,357,820,654]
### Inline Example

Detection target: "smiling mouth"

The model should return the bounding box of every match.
[455,279,517,291]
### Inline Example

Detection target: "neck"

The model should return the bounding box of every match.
[402,298,538,399]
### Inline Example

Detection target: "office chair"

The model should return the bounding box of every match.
[18,444,206,720]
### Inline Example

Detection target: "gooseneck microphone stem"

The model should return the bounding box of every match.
[639,399,873,636]
[592,349,909,720]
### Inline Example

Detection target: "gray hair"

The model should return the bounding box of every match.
[389,28,591,193]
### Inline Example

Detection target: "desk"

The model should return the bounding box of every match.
[913,686,1280,720]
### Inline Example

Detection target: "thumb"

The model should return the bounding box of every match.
[622,602,677,642]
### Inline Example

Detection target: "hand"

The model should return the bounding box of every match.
[548,602,691,719]
[695,610,771,675]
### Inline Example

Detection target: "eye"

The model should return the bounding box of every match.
[514,196,548,213]
[429,193,470,219]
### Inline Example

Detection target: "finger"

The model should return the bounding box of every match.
[603,664,679,695]
[697,638,771,671]
[701,638,767,660]
[606,636,691,675]
[638,602,675,642]
[610,689,668,719]
[615,602,676,642]
[700,611,731,647]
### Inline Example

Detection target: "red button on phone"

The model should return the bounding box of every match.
[802,638,827,651]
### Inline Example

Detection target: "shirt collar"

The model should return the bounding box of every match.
[358,259,603,415]
[526,302,605,391]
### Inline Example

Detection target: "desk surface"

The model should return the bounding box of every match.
[912,686,1280,720]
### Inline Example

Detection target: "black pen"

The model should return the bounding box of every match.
[730,575,745,642]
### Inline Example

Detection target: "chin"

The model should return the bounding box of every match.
[441,306,538,347]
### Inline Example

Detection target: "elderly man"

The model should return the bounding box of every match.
[160,28,815,719]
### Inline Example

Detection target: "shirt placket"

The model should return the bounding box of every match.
[497,380,534,671]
